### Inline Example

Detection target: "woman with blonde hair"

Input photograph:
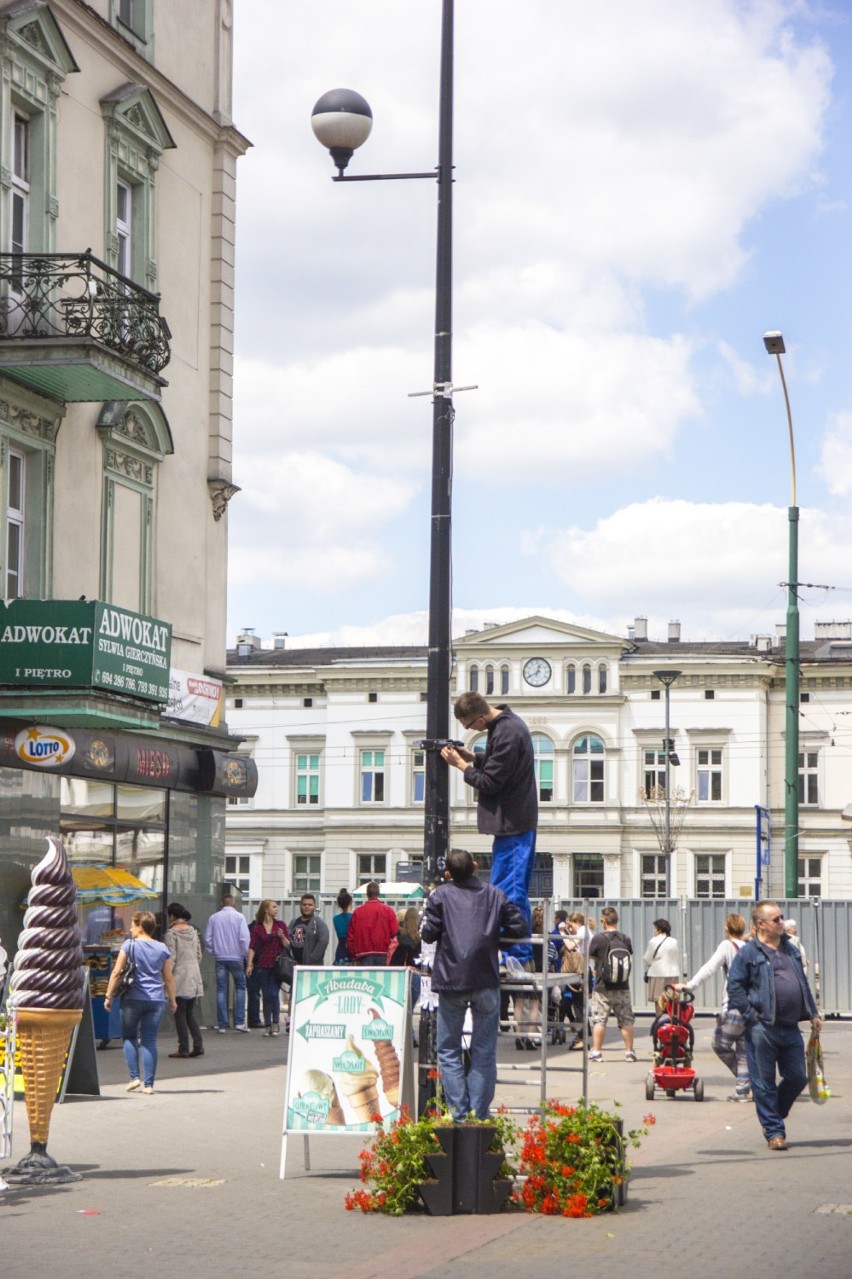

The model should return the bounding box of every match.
[246,899,290,1036]
[104,911,176,1094]
[674,913,750,1101]
[388,905,423,1007]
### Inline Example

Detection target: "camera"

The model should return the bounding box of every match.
[416,738,464,751]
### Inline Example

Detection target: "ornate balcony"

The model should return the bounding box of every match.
[0,251,171,403]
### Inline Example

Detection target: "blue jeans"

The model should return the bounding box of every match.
[258,966,281,1027]
[744,1021,808,1141]
[490,830,535,964]
[216,958,247,1028]
[437,986,501,1121]
[121,998,165,1087]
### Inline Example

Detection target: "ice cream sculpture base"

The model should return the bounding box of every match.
[2,838,86,1187]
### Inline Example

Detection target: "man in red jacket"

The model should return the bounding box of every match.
[347,882,399,964]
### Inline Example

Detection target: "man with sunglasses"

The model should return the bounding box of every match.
[727,901,822,1151]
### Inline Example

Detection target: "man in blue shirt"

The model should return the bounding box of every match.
[727,900,822,1150]
[204,895,251,1032]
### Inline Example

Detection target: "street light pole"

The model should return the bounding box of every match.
[653,669,681,896]
[311,2,456,887]
[764,331,799,901]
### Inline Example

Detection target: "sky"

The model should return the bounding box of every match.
[227,0,852,650]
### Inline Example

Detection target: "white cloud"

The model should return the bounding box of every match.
[817,412,852,497]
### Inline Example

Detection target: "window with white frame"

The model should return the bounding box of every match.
[357,853,387,884]
[360,750,385,803]
[573,854,604,898]
[798,855,822,898]
[295,752,321,807]
[566,663,576,694]
[696,748,723,803]
[485,664,494,695]
[115,178,133,278]
[582,664,592,694]
[573,735,604,803]
[798,751,819,806]
[531,733,554,803]
[101,85,173,291]
[643,748,666,797]
[641,853,667,898]
[469,664,479,692]
[465,734,487,802]
[695,853,725,899]
[598,663,608,694]
[293,854,321,895]
[10,112,30,292]
[411,748,425,804]
[1,407,58,600]
[224,854,251,896]
[112,0,153,53]
[500,664,510,695]
[5,449,24,599]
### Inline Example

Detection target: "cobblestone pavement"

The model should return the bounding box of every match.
[3,1015,851,1278]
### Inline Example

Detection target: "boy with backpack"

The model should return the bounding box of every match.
[588,907,636,1062]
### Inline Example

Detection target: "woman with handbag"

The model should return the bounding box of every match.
[643,919,681,1006]
[104,910,176,1094]
[246,899,290,1037]
[165,902,204,1059]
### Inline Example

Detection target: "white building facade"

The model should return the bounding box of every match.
[225,616,852,904]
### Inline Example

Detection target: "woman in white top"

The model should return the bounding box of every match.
[643,919,681,1005]
[674,912,750,1101]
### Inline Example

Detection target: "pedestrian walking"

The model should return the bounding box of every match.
[643,918,680,1005]
[727,900,822,1150]
[204,894,251,1032]
[104,910,176,1094]
[588,907,636,1062]
[164,902,204,1059]
[246,899,290,1036]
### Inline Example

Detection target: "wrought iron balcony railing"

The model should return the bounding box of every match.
[0,250,171,375]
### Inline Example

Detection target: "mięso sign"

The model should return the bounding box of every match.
[0,599,171,703]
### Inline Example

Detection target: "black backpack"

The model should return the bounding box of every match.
[601,933,632,985]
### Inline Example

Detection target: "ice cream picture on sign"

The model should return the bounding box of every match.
[6,836,86,1184]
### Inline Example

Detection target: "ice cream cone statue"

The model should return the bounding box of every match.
[4,838,86,1185]
[369,1008,400,1107]
[335,1034,380,1122]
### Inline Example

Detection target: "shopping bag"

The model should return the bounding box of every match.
[806,1031,831,1104]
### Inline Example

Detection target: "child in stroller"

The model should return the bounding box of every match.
[646,986,704,1101]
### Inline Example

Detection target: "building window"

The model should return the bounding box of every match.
[798,856,822,898]
[224,854,251,896]
[368,691,378,703]
[598,663,608,694]
[5,449,24,598]
[485,665,494,695]
[531,733,554,803]
[0,403,58,600]
[704,689,715,700]
[358,853,387,884]
[10,112,30,289]
[469,664,479,692]
[115,178,133,277]
[695,854,726,899]
[360,750,385,803]
[296,753,321,807]
[111,0,153,53]
[573,854,604,898]
[798,752,819,806]
[573,735,605,803]
[696,749,723,803]
[101,85,174,291]
[293,855,321,895]
[643,748,667,798]
[500,665,510,695]
[582,664,592,694]
[650,689,661,701]
[411,748,425,804]
[566,664,576,695]
[641,854,667,898]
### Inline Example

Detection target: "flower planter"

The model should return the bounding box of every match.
[417,1124,512,1216]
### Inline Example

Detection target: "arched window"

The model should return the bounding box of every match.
[500,664,510,695]
[566,664,576,695]
[531,733,554,802]
[485,664,494,695]
[598,663,608,694]
[582,664,592,694]
[573,735,605,803]
[466,733,487,801]
[469,665,479,692]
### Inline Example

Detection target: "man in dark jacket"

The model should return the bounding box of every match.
[288,894,329,966]
[727,900,822,1151]
[420,848,526,1120]
[441,693,537,964]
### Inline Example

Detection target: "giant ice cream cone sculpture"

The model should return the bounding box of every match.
[5,838,85,1184]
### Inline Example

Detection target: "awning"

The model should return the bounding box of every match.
[352,882,425,900]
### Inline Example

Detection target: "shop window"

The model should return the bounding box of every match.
[573,735,605,803]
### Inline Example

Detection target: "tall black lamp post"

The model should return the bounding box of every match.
[653,669,681,895]
[312,1,456,888]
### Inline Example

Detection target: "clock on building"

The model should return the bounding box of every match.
[522,657,552,687]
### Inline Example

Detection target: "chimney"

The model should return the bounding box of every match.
[634,616,648,642]
[752,635,772,653]
[776,622,786,645]
[236,628,261,656]
[668,620,681,643]
[626,624,635,642]
[273,631,289,649]
[814,621,852,641]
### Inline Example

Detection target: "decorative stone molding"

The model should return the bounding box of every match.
[208,478,240,521]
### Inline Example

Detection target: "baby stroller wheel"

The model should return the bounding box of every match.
[645,1074,655,1101]
[693,1077,704,1102]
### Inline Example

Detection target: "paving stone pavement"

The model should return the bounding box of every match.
[2,1014,851,1279]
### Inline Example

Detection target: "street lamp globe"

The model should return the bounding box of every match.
[311,89,373,175]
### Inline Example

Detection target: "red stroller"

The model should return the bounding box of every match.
[645,986,704,1102]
